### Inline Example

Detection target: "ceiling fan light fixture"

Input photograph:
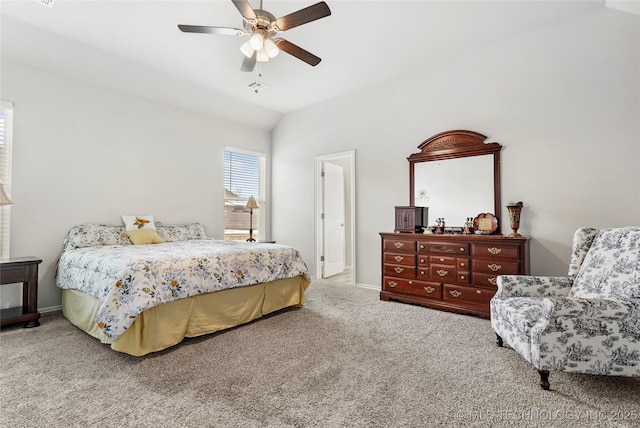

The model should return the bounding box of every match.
[264,38,279,58]
[240,40,255,58]
[249,30,266,50]
[256,47,270,62]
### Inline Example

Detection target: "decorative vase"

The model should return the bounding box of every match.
[506,202,524,237]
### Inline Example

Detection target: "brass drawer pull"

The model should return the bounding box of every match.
[420,259,425,263]
[394,242,404,249]
[460,262,465,267]
[436,269,448,277]
[388,281,398,288]
[424,286,435,293]
[394,266,404,274]
[394,255,404,262]
[420,245,425,249]
[487,264,502,272]
[488,247,502,255]
[476,290,481,294]
[460,275,466,280]
[439,258,445,262]
[459,247,465,252]
[449,290,462,298]
[488,277,497,285]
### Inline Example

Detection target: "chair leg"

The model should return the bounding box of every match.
[538,370,550,390]
[495,333,504,347]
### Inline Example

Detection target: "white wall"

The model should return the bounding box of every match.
[1,60,270,311]
[271,7,640,287]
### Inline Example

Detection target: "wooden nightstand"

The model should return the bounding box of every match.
[0,257,42,328]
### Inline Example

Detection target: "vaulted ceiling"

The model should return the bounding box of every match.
[1,1,606,130]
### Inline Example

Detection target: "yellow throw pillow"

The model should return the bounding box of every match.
[126,229,165,245]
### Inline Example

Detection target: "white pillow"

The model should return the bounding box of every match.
[121,214,156,231]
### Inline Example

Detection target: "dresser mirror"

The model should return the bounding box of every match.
[409,130,502,231]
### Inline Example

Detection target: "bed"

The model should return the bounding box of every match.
[56,223,310,356]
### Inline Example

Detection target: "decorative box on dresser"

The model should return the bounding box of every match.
[379,233,529,318]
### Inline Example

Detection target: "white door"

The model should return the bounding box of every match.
[322,162,345,278]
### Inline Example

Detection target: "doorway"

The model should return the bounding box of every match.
[315,150,356,284]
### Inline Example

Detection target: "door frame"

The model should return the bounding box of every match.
[314,150,356,283]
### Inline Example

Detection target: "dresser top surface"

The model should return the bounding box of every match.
[380,232,529,242]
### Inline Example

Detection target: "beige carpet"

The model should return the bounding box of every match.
[1,282,639,428]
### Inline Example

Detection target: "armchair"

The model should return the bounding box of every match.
[490,227,640,390]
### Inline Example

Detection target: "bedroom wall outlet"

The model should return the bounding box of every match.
[35,0,55,7]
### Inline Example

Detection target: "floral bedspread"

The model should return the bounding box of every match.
[56,240,309,341]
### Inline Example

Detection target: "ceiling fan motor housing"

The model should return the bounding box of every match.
[244,10,278,36]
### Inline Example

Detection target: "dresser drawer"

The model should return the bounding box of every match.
[458,258,470,271]
[384,239,416,253]
[417,255,429,266]
[443,284,495,306]
[472,260,519,275]
[383,264,416,279]
[457,272,470,284]
[429,255,456,265]
[383,277,442,299]
[430,264,457,282]
[472,244,519,260]
[419,242,469,255]
[383,253,415,266]
[473,273,499,287]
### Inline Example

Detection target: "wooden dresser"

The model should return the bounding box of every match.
[380,232,529,318]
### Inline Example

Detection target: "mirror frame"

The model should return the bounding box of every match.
[409,130,502,229]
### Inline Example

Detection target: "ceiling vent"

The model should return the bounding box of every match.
[248,81,266,93]
[35,0,55,7]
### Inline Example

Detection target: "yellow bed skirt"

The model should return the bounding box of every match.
[61,275,309,356]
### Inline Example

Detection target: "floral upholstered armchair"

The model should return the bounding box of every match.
[490,227,640,390]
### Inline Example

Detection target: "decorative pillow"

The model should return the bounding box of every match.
[569,227,640,300]
[126,229,165,245]
[155,222,207,242]
[121,214,156,231]
[63,224,131,251]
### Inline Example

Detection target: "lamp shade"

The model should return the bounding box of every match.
[0,183,12,205]
[240,40,254,58]
[264,38,279,58]
[249,31,265,50]
[245,196,259,210]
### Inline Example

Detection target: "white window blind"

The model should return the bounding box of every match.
[0,100,14,258]
[224,148,266,241]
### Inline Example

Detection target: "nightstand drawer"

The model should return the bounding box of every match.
[0,266,27,284]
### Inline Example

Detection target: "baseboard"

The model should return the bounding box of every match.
[356,283,379,291]
[40,305,62,314]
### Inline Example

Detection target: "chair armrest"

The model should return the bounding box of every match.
[494,275,573,299]
[542,297,640,320]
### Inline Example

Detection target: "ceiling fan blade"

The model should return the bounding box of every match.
[178,25,244,36]
[231,0,257,21]
[241,51,257,72]
[274,2,331,32]
[275,39,321,66]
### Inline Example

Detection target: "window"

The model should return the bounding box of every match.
[0,100,13,258]
[224,148,266,241]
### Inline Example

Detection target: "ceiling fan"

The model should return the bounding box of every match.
[178,0,331,72]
